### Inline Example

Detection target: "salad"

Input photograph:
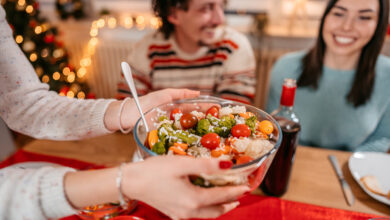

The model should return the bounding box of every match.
[145,105,274,167]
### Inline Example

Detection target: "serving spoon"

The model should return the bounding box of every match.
[121,61,150,133]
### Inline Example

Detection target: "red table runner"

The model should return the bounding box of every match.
[1,149,386,220]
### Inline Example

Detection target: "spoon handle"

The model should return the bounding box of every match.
[121,62,150,132]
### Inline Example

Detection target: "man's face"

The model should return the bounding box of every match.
[170,0,225,46]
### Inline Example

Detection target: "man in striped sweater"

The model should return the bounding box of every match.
[117,0,256,104]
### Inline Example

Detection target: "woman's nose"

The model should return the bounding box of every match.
[342,16,354,31]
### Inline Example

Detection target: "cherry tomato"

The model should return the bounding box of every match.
[200,133,220,150]
[231,124,251,138]
[170,108,182,120]
[180,113,198,129]
[258,120,274,135]
[206,106,219,118]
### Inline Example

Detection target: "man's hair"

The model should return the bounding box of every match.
[152,0,191,39]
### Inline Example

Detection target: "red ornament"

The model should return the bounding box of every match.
[44,34,55,44]
[29,20,37,28]
[33,2,39,9]
[67,64,74,71]
[86,92,96,99]
[9,24,14,32]
[59,86,70,94]
[55,40,64,48]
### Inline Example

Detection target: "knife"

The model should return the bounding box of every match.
[328,155,355,206]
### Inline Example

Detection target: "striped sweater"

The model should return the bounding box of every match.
[117,27,256,104]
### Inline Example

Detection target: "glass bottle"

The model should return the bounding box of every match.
[261,78,301,197]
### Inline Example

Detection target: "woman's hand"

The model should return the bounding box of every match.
[122,156,249,219]
[104,89,199,132]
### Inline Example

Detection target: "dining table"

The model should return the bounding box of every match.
[18,132,390,217]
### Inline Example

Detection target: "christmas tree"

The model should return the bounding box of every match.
[2,0,91,99]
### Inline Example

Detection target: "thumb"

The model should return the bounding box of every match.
[167,89,200,100]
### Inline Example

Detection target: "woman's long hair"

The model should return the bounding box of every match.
[297,0,389,107]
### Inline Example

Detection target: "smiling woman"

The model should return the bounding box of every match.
[266,0,390,152]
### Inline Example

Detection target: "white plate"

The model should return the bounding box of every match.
[7,161,61,169]
[348,152,390,206]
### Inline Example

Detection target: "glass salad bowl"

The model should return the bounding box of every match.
[133,96,282,191]
[78,201,138,220]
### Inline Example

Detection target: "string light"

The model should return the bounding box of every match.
[150,17,161,29]
[63,67,71,76]
[97,19,105,28]
[108,17,117,28]
[77,67,87,78]
[42,75,50,83]
[15,35,23,44]
[29,53,38,62]
[59,92,66,96]
[34,26,42,34]
[67,72,76,83]
[123,16,133,29]
[41,23,49,32]
[67,91,75,98]
[136,15,145,25]
[80,58,91,67]
[17,0,26,7]
[90,28,98,37]
[53,72,61,80]
[89,37,98,46]
[77,91,86,99]
[25,5,33,13]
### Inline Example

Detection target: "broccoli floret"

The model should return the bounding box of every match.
[158,122,199,146]
[187,128,197,135]
[171,130,199,145]
[245,116,257,134]
[196,119,211,136]
[158,115,169,122]
[212,115,235,137]
[152,141,166,155]
[206,114,220,126]
[158,123,174,139]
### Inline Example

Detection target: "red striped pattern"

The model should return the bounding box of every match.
[215,39,239,49]
[150,53,228,69]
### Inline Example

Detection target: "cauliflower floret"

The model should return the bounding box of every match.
[232,106,246,114]
[191,110,205,120]
[187,146,211,158]
[219,107,233,117]
[232,138,251,153]
[234,115,246,125]
[244,139,273,159]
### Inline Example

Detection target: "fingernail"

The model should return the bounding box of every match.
[219,160,233,169]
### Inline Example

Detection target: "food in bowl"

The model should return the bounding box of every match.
[147,105,273,163]
[133,96,282,189]
[78,201,137,220]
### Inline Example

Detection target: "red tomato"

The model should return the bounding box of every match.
[206,106,219,118]
[170,108,182,120]
[231,124,251,138]
[200,133,220,150]
[180,113,198,129]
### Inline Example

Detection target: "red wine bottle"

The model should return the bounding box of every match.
[261,78,301,197]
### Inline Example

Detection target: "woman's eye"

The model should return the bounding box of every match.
[332,12,344,17]
[359,16,372,20]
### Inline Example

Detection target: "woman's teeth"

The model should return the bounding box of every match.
[335,36,354,44]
